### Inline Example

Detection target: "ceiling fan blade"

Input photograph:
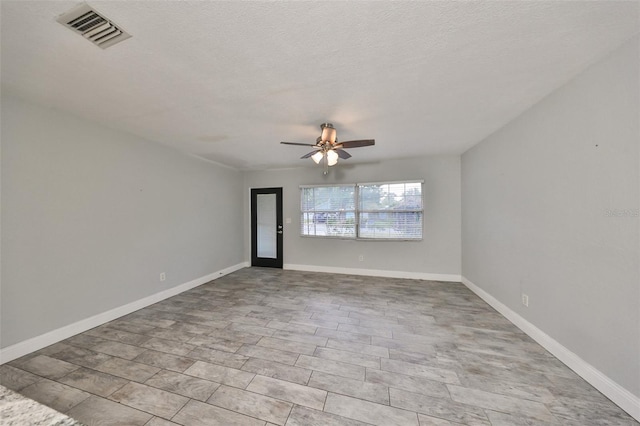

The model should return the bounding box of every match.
[281,142,318,147]
[301,150,320,159]
[338,139,375,148]
[335,149,351,159]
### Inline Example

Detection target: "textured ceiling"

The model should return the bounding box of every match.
[1,1,638,170]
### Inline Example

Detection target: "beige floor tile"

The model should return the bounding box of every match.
[10,355,79,380]
[106,319,156,335]
[326,339,389,358]
[370,336,435,355]
[324,392,419,426]
[91,340,147,360]
[62,334,109,350]
[172,399,266,426]
[337,324,393,339]
[389,387,490,425]
[207,385,293,425]
[86,326,150,345]
[266,320,318,335]
[295,355,365,381]
[315,328,371,344]
[187,346,248,369]
[380,358,460,385]
[237,345,300,365]
[146,417,182,426]
[134,349,196,372]
[310,312,360,325]
[484,410,558,426]
[226,315,270,327]
[67,395,153,425]
[388,348,434,364]
[313,347,381,369]
[31,342,73,357]
[257,336,318,355]
[184,361,255,388]
[94,357,160,382]
[207,329,263,345]
[417,413,460,425]
[447,384,555,422]
[227,323,276,337]
[59,367,129,397]
[290,317,339,330]
[241,358,312,386]
[145,369,220,401]
[146,327,197,343]
[308,371,389,404]
[0,365,42,391]
[188,335,243,353]
[365,368,449,399]
[546,395,637,425]
[128,316,176,329]
[49,346,113,369]
[285,405,370,426]
[247,375,327,410]
[141,337,196,356]
[6,269,636,426]
[272,330,329,346]
[110,382,189,419]
[459,374,556,404]
[20,379,90,413]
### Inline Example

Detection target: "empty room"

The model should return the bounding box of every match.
[1,1,638,425]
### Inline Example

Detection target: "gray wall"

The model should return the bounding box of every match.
[244,156,461,277]
[462,37,639,396]
[1,95,244,348]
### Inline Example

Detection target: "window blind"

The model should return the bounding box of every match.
[300,181,423,240]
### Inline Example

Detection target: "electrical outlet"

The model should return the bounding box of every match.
[160,272,166,282]
[286,217,292,224]
[358,255,364,262]
[521,293,529,307]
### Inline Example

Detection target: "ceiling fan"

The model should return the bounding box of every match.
[281,123,375,174]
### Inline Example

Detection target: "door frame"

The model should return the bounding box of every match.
[250,187,283,268]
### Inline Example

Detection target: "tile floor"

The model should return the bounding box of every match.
[1,268,637,425]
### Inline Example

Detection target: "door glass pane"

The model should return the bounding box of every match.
[257,193,277,258]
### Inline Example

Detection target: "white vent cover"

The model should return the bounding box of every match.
[57,3,131,49]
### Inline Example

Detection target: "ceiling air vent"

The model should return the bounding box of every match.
[57,3,131,49]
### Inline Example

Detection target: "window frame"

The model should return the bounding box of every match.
[300,180,424,241]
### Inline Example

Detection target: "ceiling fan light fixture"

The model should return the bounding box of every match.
[280,123,375,174]
[311,151,324,164]
[327,149,339,166]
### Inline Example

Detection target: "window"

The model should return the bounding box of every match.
[301,185,356,238]
[358,182,423,239]
[300,180,423,240]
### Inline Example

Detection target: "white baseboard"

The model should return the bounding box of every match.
[461,276,640,422]
[284,263,461,282]
[0,262,248,364]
